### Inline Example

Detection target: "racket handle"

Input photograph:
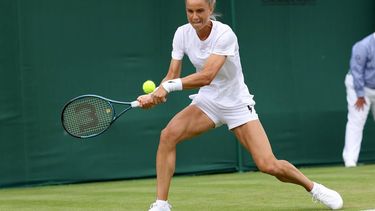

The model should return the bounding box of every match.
[131,101,140,107]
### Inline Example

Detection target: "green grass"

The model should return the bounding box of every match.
[0,165,374,211]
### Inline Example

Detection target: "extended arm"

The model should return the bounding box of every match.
[181,54,226,88]
[155,54,226,96]
[138,54,226,108]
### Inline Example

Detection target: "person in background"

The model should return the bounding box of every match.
[137,0,344,210]
[343,32,375,167]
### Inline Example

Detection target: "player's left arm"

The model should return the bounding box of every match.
[181,54,226,89]
[142,29,234,107]
[161,29,235,91]
[140,54,226,108]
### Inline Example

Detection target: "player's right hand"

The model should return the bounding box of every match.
[137,94,155,109]
[151,86,168,104]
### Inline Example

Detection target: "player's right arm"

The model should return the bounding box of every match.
[150,59,182,104]
[162,59,183,82]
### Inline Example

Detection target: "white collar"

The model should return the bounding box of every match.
[373,33,375,39]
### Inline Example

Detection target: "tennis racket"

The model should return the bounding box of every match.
[61,94,140,138]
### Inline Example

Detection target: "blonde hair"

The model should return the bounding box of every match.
[185,0,218,20]
[206,0,216,8]
[185,0,216,7]
[207,0,218,20]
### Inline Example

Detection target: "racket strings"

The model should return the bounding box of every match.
[63,97,114,137]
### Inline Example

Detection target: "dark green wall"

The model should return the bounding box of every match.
[233,0,375,168]
[1,0,374,187]
[0,0,26,186]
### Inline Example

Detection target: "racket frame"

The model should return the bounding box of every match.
[61,94,139,139]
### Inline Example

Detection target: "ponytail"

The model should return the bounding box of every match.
[207,0,219,20]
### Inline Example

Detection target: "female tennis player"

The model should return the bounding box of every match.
[137,0,343,210]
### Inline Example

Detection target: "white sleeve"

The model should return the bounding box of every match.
[171,27,184,60]
[212,29,237,56]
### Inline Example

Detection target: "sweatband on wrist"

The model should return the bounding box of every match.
[161,78,183,93]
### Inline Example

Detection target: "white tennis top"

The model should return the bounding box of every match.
[171,20,255,108]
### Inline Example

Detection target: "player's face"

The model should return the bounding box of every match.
[185,0,213,32]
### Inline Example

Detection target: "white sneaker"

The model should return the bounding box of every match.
[148,200,172,211]
[344,161,357,168]
[310,182,343,210]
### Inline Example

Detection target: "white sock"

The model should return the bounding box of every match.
[156,199,169,206]
[310,182,319,194]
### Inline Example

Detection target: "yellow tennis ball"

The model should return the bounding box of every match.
[142,80,156,94]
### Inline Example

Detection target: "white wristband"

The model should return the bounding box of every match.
[161,78,183,93]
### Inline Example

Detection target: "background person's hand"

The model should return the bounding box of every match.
[355,97,366,111]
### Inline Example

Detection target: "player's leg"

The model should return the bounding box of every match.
[155,105,215,200]
[343,74,370,167]
[232,120,313,189]
[233,120,343,209]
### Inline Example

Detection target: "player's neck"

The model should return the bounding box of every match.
[196,21,212,41]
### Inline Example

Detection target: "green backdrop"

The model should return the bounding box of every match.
[0,0,374,187]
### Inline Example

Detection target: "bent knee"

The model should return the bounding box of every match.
[256,159,282,175]
[159,127,182,147]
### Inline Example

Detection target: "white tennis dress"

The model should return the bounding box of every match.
[171,21,257,129]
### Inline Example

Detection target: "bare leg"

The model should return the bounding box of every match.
[233,120,314,191]
[156,105,215,200]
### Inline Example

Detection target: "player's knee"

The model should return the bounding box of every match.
[256,159,280,175]
[159,127,181,147]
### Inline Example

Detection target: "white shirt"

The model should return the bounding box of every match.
[172,20,255,108]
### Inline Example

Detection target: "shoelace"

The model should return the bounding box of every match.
[311,187,332,204]
[311,185,342,210]
[149,202,172,209]
[312,192,323,203]
[150,203,157,208]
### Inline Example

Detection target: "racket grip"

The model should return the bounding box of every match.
[131,101,140,108]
